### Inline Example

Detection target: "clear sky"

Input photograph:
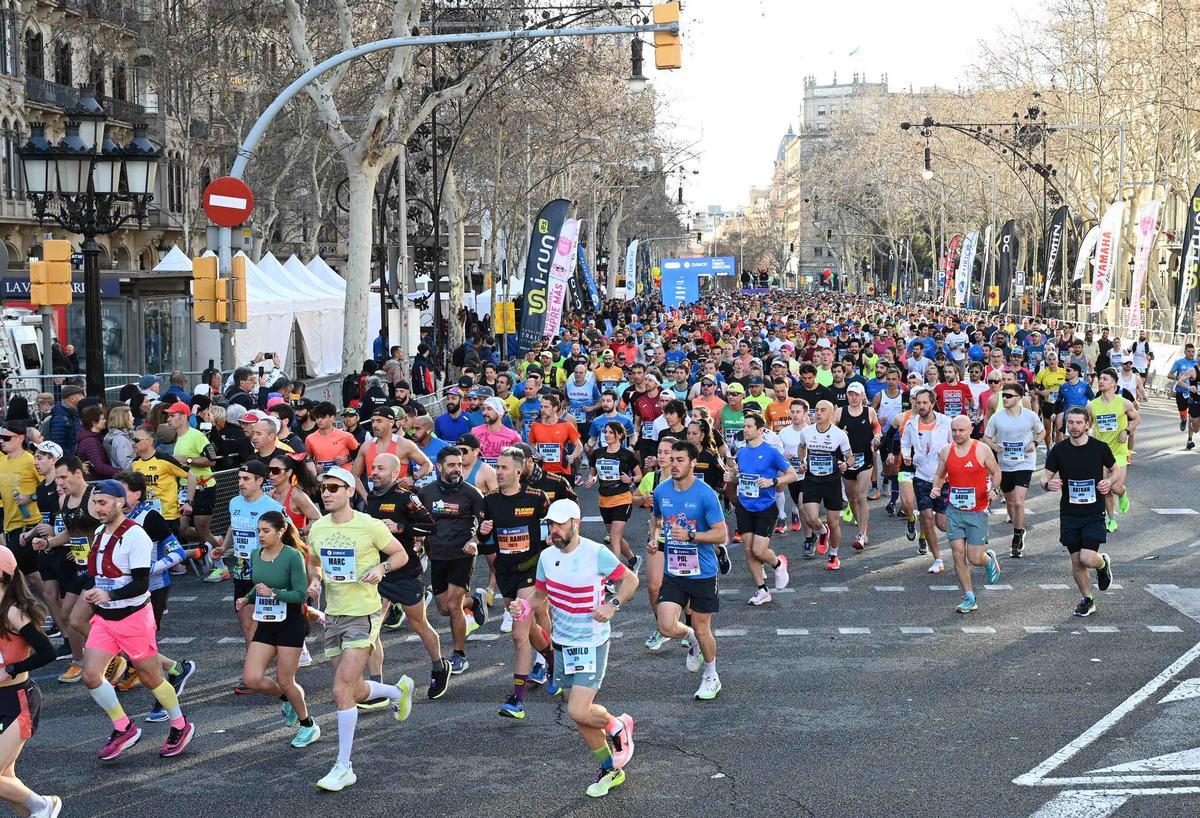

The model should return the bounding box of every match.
[651,0,1044,214]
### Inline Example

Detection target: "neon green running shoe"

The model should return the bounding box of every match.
[1117,491,1130,515]
[1105,515,1118,533]
[586,767,626,798]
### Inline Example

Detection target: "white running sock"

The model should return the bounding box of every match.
[21,793,47,813]
[365,681,401,701]
[533,652,547,669]
[336,707,357,766]
[703,660,717,679]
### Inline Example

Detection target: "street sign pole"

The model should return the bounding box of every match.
[39,306,53,376]
[218,225,234,369]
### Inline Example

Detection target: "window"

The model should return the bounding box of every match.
[88,51,104,96]
[23,29,43,79]
[813,246,823,257]
[111,61,127,100]
[0,9,15,75]
[1,119,19,199]
[54,40,70,85]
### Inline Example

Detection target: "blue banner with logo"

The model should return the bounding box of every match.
[660,258,702,306]
[577,244,602,313]
[661,256,735,277]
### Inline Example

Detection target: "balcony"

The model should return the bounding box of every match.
[24,77,146,124]
[58,0,152,28]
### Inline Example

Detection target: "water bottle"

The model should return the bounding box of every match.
[13,490,33,523]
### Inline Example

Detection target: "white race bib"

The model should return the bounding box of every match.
[572,409,586,424]
[809,453,834,476]
[563,644,597,674]
[415,471,437,488]
[538,442,562,463]
[1048,389,1059,403]
[1068,479,1096,505]
[666,546,701,577]
[1095,413,1118,433]
[640,422,655,439]
[851,452,866,470]
[253,594,286,622]
[319,547,357,583]
[737,473,760,498]
[949,487,976,510]
[232,528,255,561]
[1002,441,1025,464]
[596,459,620,482]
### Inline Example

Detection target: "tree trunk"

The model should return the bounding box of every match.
[344,163,381,371]
[445,165,467,356]
[606,198,625,299]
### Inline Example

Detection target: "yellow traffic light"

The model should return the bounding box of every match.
[192,256,227,323]
[230,255,248,324]
[653,2,681,70]
[29,239,74,306]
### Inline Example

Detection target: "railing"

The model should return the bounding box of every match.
[24,76,145,122]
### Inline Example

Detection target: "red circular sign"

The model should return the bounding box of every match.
[202,176,255,228]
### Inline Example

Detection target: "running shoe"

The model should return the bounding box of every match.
[956,593,978,614]
[685,642,703,672]
[499,611,514,634]
[391,675,414,721]
[1105,515,1118,533]
[802,537,815,559]
[357,696,389,711]
[316,761,357,791]
[1073,596,1096,617]
[773,555,790,590]
[497,695,526,720]
[927,558,945,574]
[159,721,195,757]
[282,701,299,727]
[715,544,732,575]
[470,591,489,628]
[1118,491,1130,515]
[867,487,882,501]
[146,702,169,723]
[852,534,867,551]
[546,678,561,697]
[57,662,82,684]
[204,565,230,583]
[298,642,313,668]
[825,555,840,570]
[610,713,636,769]
[732,530,741,543]
[774,519,786,535]
[382,604,405,631]
[233,682,254,696]
[815,526,830,555]
[917,534,928,556]
[528,663,549,686]
[586,767,626,798]
[104,656,127,685]
[33,795,60,818]
[115,664,141,692]
[627,554,639,572]
[1011,530,1025,559]
[790,512,802,532]
[483,587,495,607]
[54,642,71,661]
[169,660,196,696]
[905,517,917,541]
[1097,553,1113,592]
[985,549,1001,585]
[841,506,856,524]
[644,630,669,651]
[748,588,772,606]
[448,654,469,675]
[694,675,722,701]
[1188,439,1196,450]
[429,659,451,700]
[98,723,141,760]
[291,723,321,748]
[885,501,897,517]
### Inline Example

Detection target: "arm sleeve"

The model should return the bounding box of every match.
[275,549,309,604]
[109,567,150,601]
[7,623,55,675]
[150,541,186,577]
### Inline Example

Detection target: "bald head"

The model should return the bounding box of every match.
[814,399,835,424]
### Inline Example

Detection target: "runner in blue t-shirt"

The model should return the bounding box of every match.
[649,439,728,701]
[1169,343,1198,433]
[731,414,797,605]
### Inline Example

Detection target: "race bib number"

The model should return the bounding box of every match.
[69,536,89,566]
[1095,413,1118,433]
[724,429,738,449]
[315,459,336,473]
[415,471,437,488]
[1068,479,1096,505]
[572,409,586,424]
[54,514,65,536]
[666,546,701,577]
[538,442,562,463]
[319,547,357,583]
[94,575,116,593]
[563,644,596,675]
[540,521,549,543]
[177,485,188,508]
[497,526,531,555]
[253,594,286,622]
[1048,389,1059,403]
[232,528,255,561]
[809,407,818,421]
[737,473,760,499]
[482,457,498,468]
[596,459,620,482]
[851,452,866,470]
[1002,441,1025,464]
[640,422,655,439]
[789,457,803,471]
[949,487,976,510]
[809,454,834,476]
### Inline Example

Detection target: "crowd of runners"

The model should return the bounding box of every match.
[0,286,1184,810]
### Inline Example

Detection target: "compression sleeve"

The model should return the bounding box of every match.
[7,623,54,675]
[109,567,150,601]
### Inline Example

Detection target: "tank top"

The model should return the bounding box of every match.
[945,441,990,513]
[877,389,904,427]
[1089,394,1127,447]
[837,406,873,470]
[467,458,483,487]
[284,485,306,530]
[1116,371,1139,395]
[364,436,404,478]
[0,627,31,677]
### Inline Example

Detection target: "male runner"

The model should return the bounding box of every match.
[305,401,361,473]
[983,382,1044,557]
[729,414,795,604]
[471,397,522,465]
[350,407,433,500]
[901,388,953,574]
[796,401,852,569]
[168,403,221,572]
[835,383,880,550]
[1088,369,1138,531]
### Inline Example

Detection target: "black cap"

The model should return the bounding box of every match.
[371,406,397,421]
[239,461,269,479]
[748,376,764,386]
[457,375,474,388]
[293,398,314,410]
[394,380,411,390]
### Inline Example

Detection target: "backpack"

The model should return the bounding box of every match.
[452,343,467,367]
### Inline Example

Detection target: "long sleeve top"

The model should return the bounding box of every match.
[242,546,309,605]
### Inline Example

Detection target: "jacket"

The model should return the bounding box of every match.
[48,402,82,457]
[76,426,118,478]
[103,429,135,470]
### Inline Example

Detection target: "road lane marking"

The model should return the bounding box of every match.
[1024,626,1057,634]
[776,628,809,636]
[874,585,905,591]
[1148,625,1184,633]
[962,626,996,634]
[838,627,870,634]
[1084,626,1119,633]
[900,627,934,634]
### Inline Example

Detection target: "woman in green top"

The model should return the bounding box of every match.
[235,511,320,748]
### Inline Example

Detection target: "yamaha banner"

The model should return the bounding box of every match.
[517,198,571,353]
[996,219,1019,309]
[1089,201,1124,314]
[1175,184,1200,333]
[577,244,602,313]
[1041,205,1069,302]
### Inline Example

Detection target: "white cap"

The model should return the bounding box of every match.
[847,382,866,394]
[816,338,832,349]
[483,396,506,416]
[35,440,63,459]
[545,498,582,524]
[322,466,356,488]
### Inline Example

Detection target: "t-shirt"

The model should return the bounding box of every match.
[480,487,549,566]
[529,420,581,475]
[1035,367,1067,403]
[734,441,790,512]
[587,413,635,443]
[310,511,394,616]
[1045,437,1115,516]
[652,477,725,580]
[984,409,1043,472]
[416,438,451,488]
[536,537,626,648]
[764,399,792,432]
[89,520,154,616]
[0,452,40,533]
[798,423,852,482]
[305,428,361,473]
[934,383,973,418]
[132,453,190,520]
[518,399,543,440]
[173,427,216,488]
[227,493,284,580]
[242,545,309,610]
[433,412,473,444]
[589,447,640,508]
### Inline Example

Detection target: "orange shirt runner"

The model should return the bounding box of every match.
[529,421,581,475]
[305,429,360,473]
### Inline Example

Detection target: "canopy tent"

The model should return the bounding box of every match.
[231,252,296,369]
[256,252,342,377]
[153,245,192,272]
[281,254,345,375]
[307,255,346,291]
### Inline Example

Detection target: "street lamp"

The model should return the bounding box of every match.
[18,97,161,398]
[627,38,648,94]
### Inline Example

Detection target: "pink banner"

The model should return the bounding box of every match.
[1127,201,1161,331]
[543,218,580,337]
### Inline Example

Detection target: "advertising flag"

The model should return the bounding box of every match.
[1128,201,1162,331]
[1041,205,1069,302]
[543,218,580,337]
[996,219,1019,308]
[577,243,602,313]
[517,199,570,353]
[1072,225,1101,282]
[1174,184,1200,333]
[955,231,978,307]
[1089,201,1124,313]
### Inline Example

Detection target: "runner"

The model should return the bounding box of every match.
[510,498,638,798]
[1170,343,1198,435]
[928,416,1003,614]
[983,382,1044,558]
[1042,407,1115,617]
[834,383,880,551]
[900,388,953,574]
[728,414,795,602]
[168,402,221,570]
[586,422,642,565]
[1034,352,1067,444]
[305,401,361,474]
[634,436,677,651]
[649,439,728,700]
[236,510,319,747]
[0,424,42,594]
[350,407,434,500]
[309,467,415,791]
[80,480,195,761]
[471,397,522,466]
[1088,369,1138,531]
[796,401,852,569]
[23,442,66,661]
[528,393,584,481]
[776,400,810,536]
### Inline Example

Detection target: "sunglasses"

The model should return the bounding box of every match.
[320,484,346,493]
[268,467,285,475]
[0,434,17,441]
[988,379,1001,384]
[1002,393,1020,399]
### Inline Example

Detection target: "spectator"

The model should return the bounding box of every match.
[383,346,407,385]
[164,370,191,403]
[146,401,177,455]
[76,403,117,478]
[139,374,162,404]
[360,376,389,416]
[47,384,85,456]
[208,405,243,469]
[224,367,257,411]
[104,405,136,470]
[411,343,436,395]
[128,392,147,427]
[4,396,30,426]
[373,328,388,362]
[34,393,53,425]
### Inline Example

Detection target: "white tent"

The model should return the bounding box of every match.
[256,252,341,377]
[153,245,192,272]
[307,255,346,291]
[231,252,296,369]
[282,255,344,375]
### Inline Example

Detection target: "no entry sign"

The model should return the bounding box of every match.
[203,177,255,227]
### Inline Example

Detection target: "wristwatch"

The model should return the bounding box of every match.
[771,477,779,488]
[609,597,621,610]
[186,457,194,466]
[687,529,696,542]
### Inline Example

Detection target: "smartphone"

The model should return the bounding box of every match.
[258,366,264,378]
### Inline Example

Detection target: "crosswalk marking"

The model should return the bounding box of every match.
[838,627,871,634]
[776,628,810,636]
[962,626,997,634]
[900,627,934,634]
[874,585,905,592]
[1084,625,1119,633]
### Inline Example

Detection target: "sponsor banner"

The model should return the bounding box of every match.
[955,231,978,307]
[1089,201,1125,313]
[1175,184,1200,333]
[577,243,602,313]
[543,218,580,337]
[1128,201,1162,331]
[1041,205,1069,302]
[1073,225,1101,282]
[997,219,1019,308]
[517,199,571,353]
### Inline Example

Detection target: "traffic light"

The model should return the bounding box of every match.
[191,256,226,323]
[653,2,681,70]
[30,239,73,306]
[231,255,248,324]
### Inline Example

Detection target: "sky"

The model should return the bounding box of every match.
[651,0,1044,214]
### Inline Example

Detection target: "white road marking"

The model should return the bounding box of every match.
[984,584,1013,591]
[172,596,198,602]
[159,637,195,644]
[820,586,848,593]
[467,634,499,641]
[1025,626,1057,634]
[718,589,742,596]
[775,628,809,636]
[1089,747,1200,774]
[962,626,997,634]
[1160,678,1200,704]
[900,626,934,634]
[930,585,959,591]
[1148,625,1184,633]
[218,636,243,644]
[1147,585,1200,622]
[1040,584,1071,590]
[1029,790,1130,818]
[1084,626,1120,633]
[1152,508,1198,515]
[838,627,870,634]
[874,585,905,591]
[713,628,747,637]
[221,596,233,602]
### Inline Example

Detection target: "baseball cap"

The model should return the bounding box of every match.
[266,396,287,409]
[483,397,507,417]
[240,410,265,424]
[446,387,463,397]
[748,376,764,386]
[847,382,866,395]
[371,406,397,421]
[545,498,582,524]
[165,401,191,415]
[341,407,359,416]
[726,383,746,395]
[394,380,411,390]
[239,461,268,479]
[138,374,159,390]
[771,359,786,368]
[35,441,63,459]
[701,374,718,383]
[92,479,127,499]
[0,545,17,576]
[816,338,832,349]
[457,375,474,388]
[294,398,314,410]
[322,466,356,488]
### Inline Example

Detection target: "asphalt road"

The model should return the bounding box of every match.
[20,400,1200,818]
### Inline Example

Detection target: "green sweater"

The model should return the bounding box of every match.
[242,546,308,605]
